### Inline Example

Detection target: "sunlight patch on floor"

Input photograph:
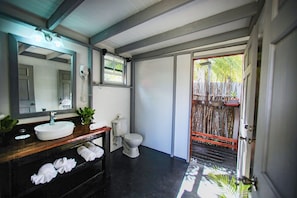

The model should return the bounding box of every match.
[176,159,200,196]
[177,158,235,198]
[198,166,233,198]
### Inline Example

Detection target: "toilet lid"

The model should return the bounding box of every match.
[124,133,143,141]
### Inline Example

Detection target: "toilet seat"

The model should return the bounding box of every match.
[122,133,143,158]
[124,133,143,141]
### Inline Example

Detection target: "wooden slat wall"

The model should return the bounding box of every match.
[191,101,238,150]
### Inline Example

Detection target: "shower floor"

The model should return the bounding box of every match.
[191,141,237,172]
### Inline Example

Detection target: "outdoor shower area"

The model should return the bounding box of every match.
[191,55,243,166]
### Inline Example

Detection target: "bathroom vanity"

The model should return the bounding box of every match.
[0,122,111,198]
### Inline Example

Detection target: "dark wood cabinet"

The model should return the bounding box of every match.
[0,125,110,198]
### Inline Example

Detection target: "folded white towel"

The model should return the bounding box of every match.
[77,146,96,161]
[31,163,58,185]
[53,157,77,174]
[84,142,104,158]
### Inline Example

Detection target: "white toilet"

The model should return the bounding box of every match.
[112,116,143,158]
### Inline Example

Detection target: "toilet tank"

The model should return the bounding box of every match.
[111,117,128,136]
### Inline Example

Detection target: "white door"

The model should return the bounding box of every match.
[58,70,71,109]
[253,0,297,197]
[236,24,258,179]
[18,64,36,113]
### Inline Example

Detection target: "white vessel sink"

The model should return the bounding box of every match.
[34,121,75,141]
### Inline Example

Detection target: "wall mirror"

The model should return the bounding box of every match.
[9,34,76,119]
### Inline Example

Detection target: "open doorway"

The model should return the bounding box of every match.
[190,54,243,171]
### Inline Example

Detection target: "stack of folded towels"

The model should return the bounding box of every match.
[77,142,104,161]
[31,157,76,185]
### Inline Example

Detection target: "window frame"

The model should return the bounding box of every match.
[101,52,127,86]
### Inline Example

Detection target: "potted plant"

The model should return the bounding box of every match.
[225,91,240,106]
[230,91,239,101]
[76,107,95,125]
[0,115,18,146]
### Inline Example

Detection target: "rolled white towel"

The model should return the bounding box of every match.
[31,163,57,185]
[77,146,96,161]
[89,122,105,130]
[0,114,5,120]
[84,142,104,158]
[53,157,77,174]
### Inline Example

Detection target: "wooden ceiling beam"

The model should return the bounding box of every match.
[46,51,63,60]
[18,43,31,54]
[168,39,248,57]
[116,2,257,54]
[132,28,249,60]
[90,0,194,44]
[47,0,85,30]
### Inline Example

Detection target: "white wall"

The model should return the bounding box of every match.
[135,57,174,155]
[174,54,191,160]
[92,86,130,152]
[92,49,131,152]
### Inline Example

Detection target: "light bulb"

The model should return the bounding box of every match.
[53,34,64,47]
[33,28,44,42]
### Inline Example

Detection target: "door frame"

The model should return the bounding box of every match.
[236,23,259,180]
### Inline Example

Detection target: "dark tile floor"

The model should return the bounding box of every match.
[102,146,189,198]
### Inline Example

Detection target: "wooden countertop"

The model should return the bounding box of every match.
[0,125,111,163]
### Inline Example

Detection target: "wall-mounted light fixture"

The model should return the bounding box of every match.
[33,28,63,47]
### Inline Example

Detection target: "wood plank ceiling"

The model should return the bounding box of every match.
[0,0,262,60]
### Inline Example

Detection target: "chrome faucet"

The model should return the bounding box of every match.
[49,112,57,125]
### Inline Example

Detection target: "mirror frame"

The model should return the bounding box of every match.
[8,34,77,119]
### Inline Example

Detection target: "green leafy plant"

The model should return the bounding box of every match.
[0,115,18,133]
[76,107,95,125]
[208,170,251,198]
[230,91,237,98]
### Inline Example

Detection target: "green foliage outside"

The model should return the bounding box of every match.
[105,59,124,71]
[104,54,124,83]
[194,55,243,83]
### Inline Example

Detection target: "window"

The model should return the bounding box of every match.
[103,53,126,85]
